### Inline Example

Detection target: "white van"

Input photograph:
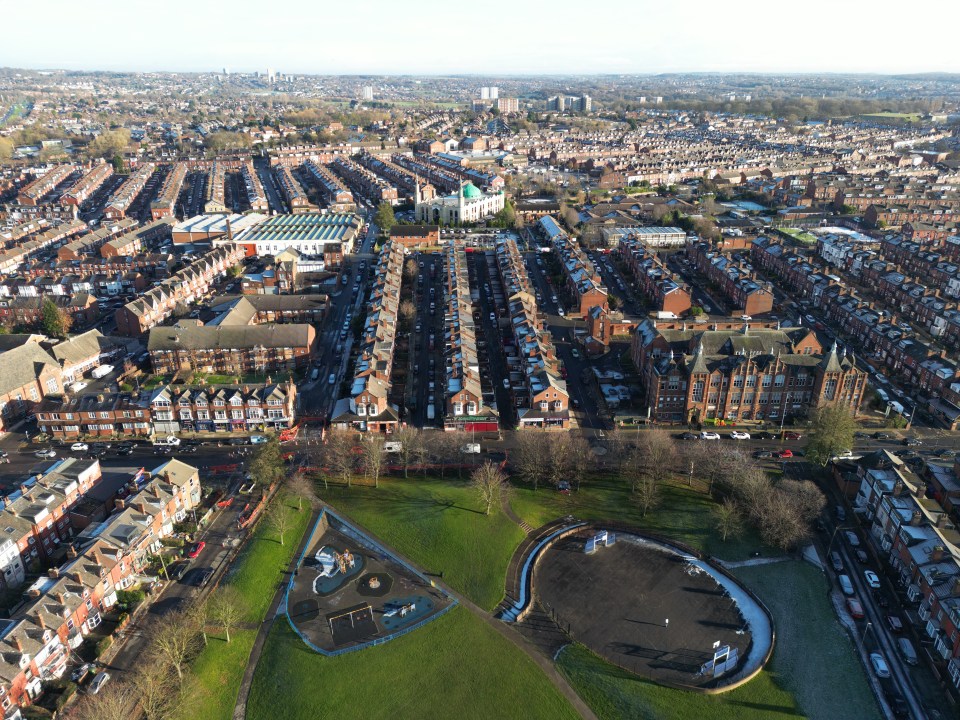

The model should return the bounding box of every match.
[838,575,854,596]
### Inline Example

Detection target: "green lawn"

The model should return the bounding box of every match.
[247,606,579,720]
[322,477,525,610]
[178,499,311,720]
[509,475,772,562]
[557,644,799,720]
[734,561,880,720]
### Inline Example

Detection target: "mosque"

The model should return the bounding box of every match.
[414,181,505,225]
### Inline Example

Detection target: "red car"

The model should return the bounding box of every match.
[847,598,865,620]
[783,431,802,440]
[773,449,793,459]
[186,541,206,559]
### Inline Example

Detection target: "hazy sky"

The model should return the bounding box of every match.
[6,0,960,75]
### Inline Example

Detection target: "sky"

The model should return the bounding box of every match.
[5,0,960,76]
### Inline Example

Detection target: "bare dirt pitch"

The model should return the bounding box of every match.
[534,530,754,688]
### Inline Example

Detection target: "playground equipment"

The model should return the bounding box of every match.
[367,576,381,590]
[697,643,739,679]
[584,530,616,554]
[383,602,417,618]
[314,547,356,579]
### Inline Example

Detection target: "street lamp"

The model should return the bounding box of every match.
[828,524,855,555]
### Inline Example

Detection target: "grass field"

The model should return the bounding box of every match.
[734,561,880,720]
[247,606,579,720]
[509,474,772,562]
[178,499,311,720]
[322,477,525,610]
[557,644,799,720]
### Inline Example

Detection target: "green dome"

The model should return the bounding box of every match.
[462,182,482,199]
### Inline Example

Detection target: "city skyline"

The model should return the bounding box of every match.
[6,0,960,76]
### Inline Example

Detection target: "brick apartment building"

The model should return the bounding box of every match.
[616,236,692,316]
[632,319,868,424]
[0,336,65,433]
[389,225,440,249]
[688,240,774,316]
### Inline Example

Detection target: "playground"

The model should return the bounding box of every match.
[531,528,772,690]
[285,511,453,654]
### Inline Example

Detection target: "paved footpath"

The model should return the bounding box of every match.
[232,503,597,720]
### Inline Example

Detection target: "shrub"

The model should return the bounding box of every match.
[55,682,78,711]
[95,635,113,658]
[117,588,145,608]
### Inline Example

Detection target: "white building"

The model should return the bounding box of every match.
[415,182,505,226]
[362,86,374,101]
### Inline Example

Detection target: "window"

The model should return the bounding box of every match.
[46,378,59,393]
[733,376,743,388]
[29,388,39,401]
[762,375,772,388]
[774,374,785,387]
[746,375,756,387]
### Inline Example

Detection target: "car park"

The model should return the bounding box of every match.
[864,570,881,589]
[869,653,891,678]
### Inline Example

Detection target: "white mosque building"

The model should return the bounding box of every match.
[414,181,505,225]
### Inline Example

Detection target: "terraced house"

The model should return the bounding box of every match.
[115,243,245,335]
[617,236,692,316]
[150,380,296,435]
[330,241,404,433]
[688,240,774,316]
[550,223,608,317]
[103,163,155,220]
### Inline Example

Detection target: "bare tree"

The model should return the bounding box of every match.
[471,461,510,515]
[150,610,198,684]
[757,479,824,551]
[267,498,293,546]
[546,433,573,489]
[184,595,210,647]
[567,434,592,491]
[512,430,548,490]
[130,661,180,720]
[361,434,388,488]
[631,473,660,517]
[398,299,417,330]
[605,427,636,474]
[713,498,744,542]
[635,429,678,487]
[286,467,316,510]
[73,681,134,720]
[324,429,357,487]
[209,586,244,643]
[415,430,432,476]
[393,426,421,478]
[433,430,464,479]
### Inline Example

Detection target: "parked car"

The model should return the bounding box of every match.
[839,574,854,596]
[874,432,891,440]
[186,541,206,559]
[116,445,134,456]
[502,378,510,390]
[783,431,802,440]
[886,615,904,633]
[34,448,57,459]
[71,663,95,683]
[328,374,337,385]
[845,531,860,547]
[855,549,869,564]
[864,570,881,589]
[753,450,773,459]
[679,432,698,440]
[89,671,111,695]
[730,431,751,440]
[756,431,777,440]
[70,442,89,452]
[903,437,922,447]
[897,637,918,665]
[830,552,844,573]
[699,431,720,440]
[846,597,865,620]
[869,652,891,679]
[773,449,793,459]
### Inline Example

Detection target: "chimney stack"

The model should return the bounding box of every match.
[13,636,23,652]
[911,510,923,526]
[73,571,83,584]
[35,612,45,630]
[56,591,66,605]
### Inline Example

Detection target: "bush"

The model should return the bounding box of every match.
[116,588,145,609]
[95,635,113,658]
[55,682,78,711]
